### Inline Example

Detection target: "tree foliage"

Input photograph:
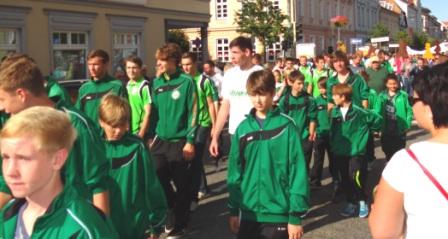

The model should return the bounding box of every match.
[369,23,390,39]
[235,0,290,56]
[167,29,190,53]
[394,30,411,44]
[411,31,432,50]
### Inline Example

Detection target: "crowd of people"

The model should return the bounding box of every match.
[0,35,446,239]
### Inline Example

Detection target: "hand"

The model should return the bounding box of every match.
[148,234,158,239]
[308,132,316,142]
[183,143,195,161]
[228,216,240,234]
[288,224,304,239]
[209,137,220,157]
[373,132,381,138]
[137,131,145,139]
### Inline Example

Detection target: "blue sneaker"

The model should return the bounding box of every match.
[340,203,357,217]
[358,200,369,218]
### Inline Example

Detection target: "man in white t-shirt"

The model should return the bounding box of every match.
[209,36,263,157]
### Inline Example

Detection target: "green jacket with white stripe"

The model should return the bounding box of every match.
[105,133,167,238]
[0,186,119,239]
[228,107,310,225]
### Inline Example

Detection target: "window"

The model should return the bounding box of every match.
[112,32,141,73]
[52,31,88,80]
[272,0,279,10]
[299,0,305,17]
[109,15,145,76]
[0,29,19,59]
[216,0,228,19]
[0,6,29,58]
[267,41,281,62]
[48,10,96,80]
[190,38,203,62]
[216,38,229,62]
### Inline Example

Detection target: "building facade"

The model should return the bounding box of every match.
[0,0,210,79]
[394,0,422,32]
[421,7,442,40]
[354,0,380,43]
[379,1,401,40]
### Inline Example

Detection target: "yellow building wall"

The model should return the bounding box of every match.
[0,0,209,76]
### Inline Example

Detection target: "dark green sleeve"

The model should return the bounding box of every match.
[227,132,242,216]
[73,117,110,194]
[277,95,286,113]
[308,97,317,122]
[287,122,309,225]
[404,93,413,130]
[186,80,198,144]
[358,77,370,101]
[327,79,335,104]
[142,145,167,235]
[367,109,383,132]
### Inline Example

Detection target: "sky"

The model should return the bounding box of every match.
[421,0,448,21]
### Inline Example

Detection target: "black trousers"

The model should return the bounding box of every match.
[151,137,191,229]
[238,220,288,239]
[365,133,375,162]
[191,126,210,202]
[334,155,367,204]
[310,134,337,184]
[302,139,313,172]
[381,134,406,161]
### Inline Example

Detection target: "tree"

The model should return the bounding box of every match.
[167,29,190,53]
[369,23,390,39]
[235,0,290,58]
[411,31,430,51]
[394,30,411,44]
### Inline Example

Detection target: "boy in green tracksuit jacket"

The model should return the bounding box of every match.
[228,69,309,239]
[75,49,127,127]
[0,54,110,214]
[308,55,330,97]
[374,74,413,161]
[309,77,337,188]
[330,84,382,218]
[0,107,118,239]
[149,43,198,238]
[326,51,369,109]
[278,70,316,171]
[98,95,167,238]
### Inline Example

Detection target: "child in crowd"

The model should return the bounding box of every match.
[228,69,309,239]
[98,94,167,239]
[330,84,382,218]
[374,74,413,161]
[309,77,337,189]
[0,106,118,238]
[278,70,316,171]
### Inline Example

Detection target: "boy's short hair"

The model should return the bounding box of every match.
[181,52,197,63]
[252,53,262,62]
[288,70,305,83]
[332,83,352,101]
[332,50,350,67]
[0,53,46,96]
[155,43,182,65]
[285,57,296,63]
[0,106,77,154]
[246,70,276,96]
[385,73,400,86]
[204,59,215,67]
[98,94,130,127]
[229,36,253,53]
[124,55,143,68]
[317,76,328,89]
[88,49,110,63]
[315,55,325,62]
